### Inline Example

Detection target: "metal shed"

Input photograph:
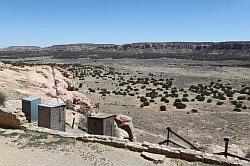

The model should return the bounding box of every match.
[22,96,41,123]
[87,113,116,136]
[38,103,66,131]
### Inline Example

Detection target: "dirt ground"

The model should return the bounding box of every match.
[1,58,250,159]
[69,59,250,154]
[0,128,212,166]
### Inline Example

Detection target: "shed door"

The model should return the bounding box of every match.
[105,120,113,136]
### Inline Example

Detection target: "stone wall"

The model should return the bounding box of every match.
[23,124,249,166]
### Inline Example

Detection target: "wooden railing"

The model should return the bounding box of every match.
[214,138,250,162]
[159,127,250,162]
[158,127,200,151]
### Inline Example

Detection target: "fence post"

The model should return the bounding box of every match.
[224,138,229,158]
[166,127,171,146]
[72,112,75,129]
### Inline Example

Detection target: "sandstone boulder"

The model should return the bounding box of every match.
[114,124,129,139]
[66,109,87,129]
[141,152,165,163]
[115,115,136,141]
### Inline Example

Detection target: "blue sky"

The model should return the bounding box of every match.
[0,0,249,48]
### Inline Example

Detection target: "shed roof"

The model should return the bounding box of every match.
[89,113,116,119]
[22,96,40,101]
[38,103,66,108]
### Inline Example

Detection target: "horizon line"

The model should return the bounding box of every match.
[1,40,250,49]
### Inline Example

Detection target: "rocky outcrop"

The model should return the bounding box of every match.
[0,100,27,129]
[56,67,74,79]
[0,63,93,129]
[115,115,136,141]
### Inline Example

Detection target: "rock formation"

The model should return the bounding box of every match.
[0,62,93,128]
[0,100,28,129]
[115,114,136,141]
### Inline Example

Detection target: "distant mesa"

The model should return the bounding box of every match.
[1,41,250,61]
[2,46,41,52]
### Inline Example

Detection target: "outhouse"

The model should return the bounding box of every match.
[87,113,116,136]
[22,96,41,123]
[38,103,66,131]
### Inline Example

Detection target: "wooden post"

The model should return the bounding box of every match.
[166,127,170,146]
[72,113,75,129]
[224,138,229,158]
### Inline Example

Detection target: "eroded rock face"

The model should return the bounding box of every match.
[0,100,28,129]
[56,67,74,79]
[0,63,93,129]
[115,115,136,141]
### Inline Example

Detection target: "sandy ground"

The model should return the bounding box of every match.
[0,129,212,166]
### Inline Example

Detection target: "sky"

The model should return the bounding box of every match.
[0,0,250,48]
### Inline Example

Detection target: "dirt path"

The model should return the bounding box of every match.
[0,129,212,166]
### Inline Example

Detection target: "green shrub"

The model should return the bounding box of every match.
[175,99,181,103]
[183,93,188,97]
[129,93,135,96]
[79,83,83,88]
[149,99,155,103]
[88,88,95,93]
[191,109,198,113]
[207,99,212,103]
[182,98,189,102]
[235,103,242,108]
[161,97,169,103]
[169,93,178,98]
[219,95,226,100]
[143,101,150,106]
[195,95,205,101]
[179,88,184,92]
[216,101,224,105]
[175,102,186,109]
[242,105,247,109]
[237,96,246,100]
[140,96,148,102]
[0,92,6,106]
[160,97,167,102]
[233,108,241,112]
[160,105,166,111]
[231,100,237,105]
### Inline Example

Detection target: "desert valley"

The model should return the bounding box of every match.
[0,42,249,165]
